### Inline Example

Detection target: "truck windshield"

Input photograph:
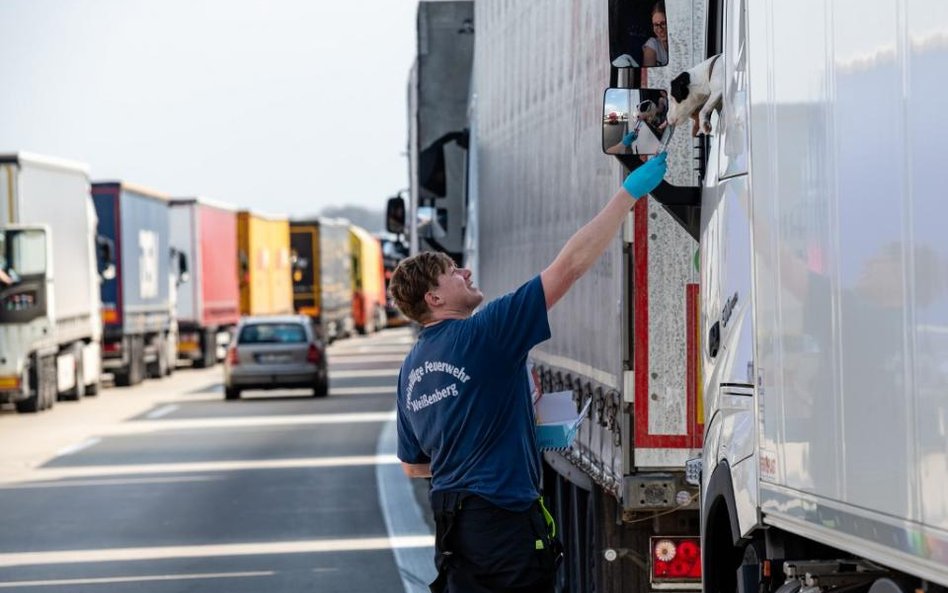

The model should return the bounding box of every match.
[2,229,47,278]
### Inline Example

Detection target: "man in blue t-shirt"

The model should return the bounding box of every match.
[389,153,667,593]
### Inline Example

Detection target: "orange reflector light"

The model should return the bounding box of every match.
[178,340,200,352]
[0,376,21,390]
[651,536,701,582]
[102,309,119,324]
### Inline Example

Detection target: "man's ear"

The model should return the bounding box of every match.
[424,290,441,310]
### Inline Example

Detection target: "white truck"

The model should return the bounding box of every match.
[394,1,948,592]
[676,2,948,593]
[0,153,108,413]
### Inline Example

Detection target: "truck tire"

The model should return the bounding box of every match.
[115,337,145,387]
[225,386,241,400]
[86,378,100,396]
[14,361,39,414]
[146,334,167,379]
[63,345,86,401]
[194,330,216,369]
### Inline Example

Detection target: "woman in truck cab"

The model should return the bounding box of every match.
[642,1,669,67]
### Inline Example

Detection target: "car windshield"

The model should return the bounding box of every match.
[238,323,307,344]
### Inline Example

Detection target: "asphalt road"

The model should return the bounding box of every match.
[0,327,434,592]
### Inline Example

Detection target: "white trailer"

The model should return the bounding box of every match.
[685,1,948,592]
[0,153,106,413]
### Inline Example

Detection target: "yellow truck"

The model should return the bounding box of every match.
[348,225,387,334]
[237,211,293,316]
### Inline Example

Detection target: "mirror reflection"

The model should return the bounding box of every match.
[602,88,669,156]
[610,0,668,68]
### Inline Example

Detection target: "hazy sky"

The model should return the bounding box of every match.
[0,0,418,216]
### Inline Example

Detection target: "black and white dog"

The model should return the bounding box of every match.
[667,54,724,135]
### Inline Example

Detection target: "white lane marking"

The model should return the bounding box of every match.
[53,438,100,458]
[376,417,436,593]
[331,369,400,378]
[328,347,412,355]
[100,411,397,435]
[0,475,223,490]
[331,386,396,396]
[0,571,275,588]
[2,455,402,484]
[0,536,435,568]
[145,404,178,419]
[329,355,407,364]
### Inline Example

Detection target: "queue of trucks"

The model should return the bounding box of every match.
[0,151,389,411]
[392,2,948,593]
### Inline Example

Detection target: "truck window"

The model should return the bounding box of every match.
[10,230,47,276]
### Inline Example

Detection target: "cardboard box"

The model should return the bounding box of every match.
[535,390,591,451]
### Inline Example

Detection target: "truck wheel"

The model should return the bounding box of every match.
[39,355,55,411]
[147,334,167,379]
[14,361,39,413]
[194,330,216,368]
[131,337,145,385]
[117,337,145,387]
[86,378,100,396]
[225,386,241,400]
[63,345,86,401]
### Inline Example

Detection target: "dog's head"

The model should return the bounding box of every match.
[667,71,703,125]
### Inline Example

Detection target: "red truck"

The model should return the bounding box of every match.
[169,198,241,367]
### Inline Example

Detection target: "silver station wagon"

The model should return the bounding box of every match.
[223,315,329,400]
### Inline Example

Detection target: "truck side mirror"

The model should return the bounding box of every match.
[177,251,190,285]
[602,88,670,156]
[386,196,406,234]
[96,235,116,281]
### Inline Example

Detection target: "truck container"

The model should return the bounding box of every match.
[92,181,184,386]
[685,2,948,593]
[237,211,293,316]
[388,2,703,591]
[348,225,387,334]
[169,197,240,367]
[0,152,105,412]
[290,217,354,342]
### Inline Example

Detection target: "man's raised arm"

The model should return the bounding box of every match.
[541,154,667,309]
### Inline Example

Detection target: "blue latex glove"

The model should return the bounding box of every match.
[621,130,637,147]
[622,152,667,199]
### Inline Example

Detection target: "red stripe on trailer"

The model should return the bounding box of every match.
[633,198,702,449]
[686,283,703,447]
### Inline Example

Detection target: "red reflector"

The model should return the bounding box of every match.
[103,341,122,353]
[651,537,701,581]
[306,343,321,364]
[227,347,239,365]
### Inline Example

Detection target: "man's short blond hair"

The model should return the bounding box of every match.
[389,251,456,323]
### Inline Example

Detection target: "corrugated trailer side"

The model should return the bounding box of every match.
[197,201,239,328]
[170,198,238,367]
[238,211,293,316]
[349,225,386,334]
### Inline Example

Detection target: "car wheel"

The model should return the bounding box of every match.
[312,376,329,398]
[225,386,241,400]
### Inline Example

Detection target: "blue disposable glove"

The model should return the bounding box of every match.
[622,152,667,199]
[621,130,637,147]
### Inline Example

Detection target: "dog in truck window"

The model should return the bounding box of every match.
[667,54,723,136]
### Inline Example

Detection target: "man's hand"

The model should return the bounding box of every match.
[622,152,667,199]
[621,130,637,147]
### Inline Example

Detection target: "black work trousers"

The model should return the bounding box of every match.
[429,491,560,593]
